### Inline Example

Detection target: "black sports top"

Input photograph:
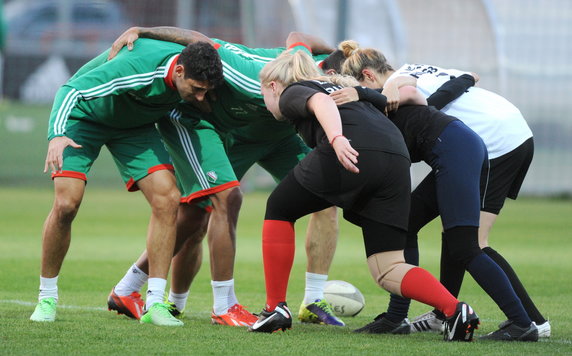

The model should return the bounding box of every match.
[279,80,409,160]
[354,85,461,163]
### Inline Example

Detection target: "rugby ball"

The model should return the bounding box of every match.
[323,280,365,317]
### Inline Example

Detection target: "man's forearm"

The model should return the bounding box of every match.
[286,32,335,54]
[138,26,214,46]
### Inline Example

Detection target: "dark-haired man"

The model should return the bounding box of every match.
[30,39,224,327]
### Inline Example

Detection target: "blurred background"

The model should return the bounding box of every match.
[0,0,570,196]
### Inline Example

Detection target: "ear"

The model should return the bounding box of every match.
[362,68,375,82]
[269,81,278,94]
[325,68,337,75]
[174,64,184,77]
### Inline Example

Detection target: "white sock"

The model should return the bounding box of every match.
[168,290,189,311]
[39,276,59,302]
[115,264,148,296]
[211,279,236,315]
[146,278,167,309]
[304,272,327,304]
[228,282,239,307]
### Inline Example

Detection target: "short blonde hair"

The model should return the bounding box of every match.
[259,50,358,91]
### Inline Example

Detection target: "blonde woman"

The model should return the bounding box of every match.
[250,50,479,341]
[328,40,539,341]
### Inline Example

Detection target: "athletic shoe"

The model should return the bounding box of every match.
[481,320,538,341]
[534,320,551,338]
[249,302,293,333]
[140,303,184,326]
[410,310,445,333]
[353,313,411,334]
[298,299,345,326]
[30,298,57,322]
[211,304,258,327]
[443,302,480,342]
[499,319,550,338]
[107,288,144,320]
[166,301,185,319]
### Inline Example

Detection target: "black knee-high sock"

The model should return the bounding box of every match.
[483,246,547,324]
[385,247,419,322]
[467,253,531,327]
[439,233,465,298]
[445,226,531,328]
[430,234,465,319]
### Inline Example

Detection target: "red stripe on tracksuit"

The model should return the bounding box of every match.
[262,219,295,311]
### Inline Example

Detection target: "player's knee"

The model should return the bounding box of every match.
[175,205,209,247]
[211,186,242,215]
[151,187,180,216]
[366,250,413,296]
[443,226,482,266]
[53,196,81,223]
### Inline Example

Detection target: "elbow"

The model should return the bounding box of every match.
[286,31,304,47]
[399,86,427,105]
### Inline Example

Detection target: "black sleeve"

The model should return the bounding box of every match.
[354,86,387,112]
[279,84,320,120]
[426,74,475,110]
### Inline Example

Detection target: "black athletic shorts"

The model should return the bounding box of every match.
[294,147,411,231]
[480,137,534,214]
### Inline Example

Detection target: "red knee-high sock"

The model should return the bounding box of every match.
[400,267,458,317]
[263,220,295,311]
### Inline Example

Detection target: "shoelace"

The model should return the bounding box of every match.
[316,301,335,314]
[165,303,177,312]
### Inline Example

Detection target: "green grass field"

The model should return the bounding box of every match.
[1,187,571,355]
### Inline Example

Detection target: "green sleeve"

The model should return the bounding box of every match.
[47,41,177,139]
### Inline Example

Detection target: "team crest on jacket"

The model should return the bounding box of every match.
[207,171,218,183]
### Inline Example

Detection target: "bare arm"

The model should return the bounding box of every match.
[286,31,335,54]
[108,26,213,60]
[398,85,427,106]
[138,26,213,45]
[381,76,418,112]
[307,93,359,173]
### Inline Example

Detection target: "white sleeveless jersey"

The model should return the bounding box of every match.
[389,64,533,159]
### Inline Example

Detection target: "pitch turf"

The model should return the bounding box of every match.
[1,187,571,355]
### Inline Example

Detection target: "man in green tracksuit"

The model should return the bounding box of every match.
[107,27,344,327]
[31,38,224,326]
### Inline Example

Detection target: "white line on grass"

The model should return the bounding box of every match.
[1,299,106,311]
[1,299,212,316]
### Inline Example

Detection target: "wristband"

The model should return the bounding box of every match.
[330,134,345,145]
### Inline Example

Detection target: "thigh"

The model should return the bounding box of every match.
[158,110,239,205]
[341,151,411,231]
[409,172,440,233]
[480,137,534,214]
[53,119,106,181]
[361,217,407,257]
[265,171,333,222]
[431,121,485,229]
[107,124,173,192]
